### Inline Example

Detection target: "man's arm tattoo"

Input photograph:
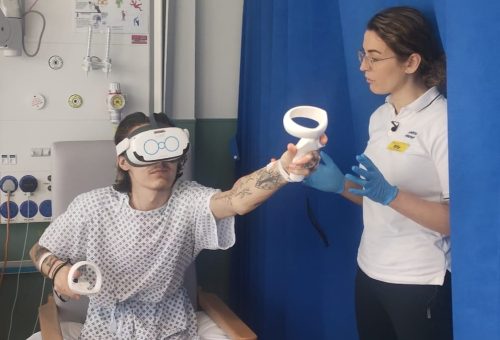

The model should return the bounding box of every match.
[33,244,48,262]
[255,167,285,190]
[30,243,62,276]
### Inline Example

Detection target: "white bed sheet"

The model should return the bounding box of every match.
[27,311,230,340]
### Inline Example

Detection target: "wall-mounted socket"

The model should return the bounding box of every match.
[1,154,17,165]
[30,148,51,157]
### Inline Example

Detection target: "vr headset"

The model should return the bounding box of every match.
[115,113,190,166]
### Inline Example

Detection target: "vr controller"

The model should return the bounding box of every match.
[283,106,328,182]
[68,261,102,295]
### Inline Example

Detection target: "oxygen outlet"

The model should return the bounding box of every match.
[19,175,38,193]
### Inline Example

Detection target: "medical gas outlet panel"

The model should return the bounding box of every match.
[0,171,52,224]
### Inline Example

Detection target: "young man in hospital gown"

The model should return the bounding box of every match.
[29,112,324,339]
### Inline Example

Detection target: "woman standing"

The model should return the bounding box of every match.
[302,6,452,340]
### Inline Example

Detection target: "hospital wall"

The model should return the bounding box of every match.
[0,1,243,339]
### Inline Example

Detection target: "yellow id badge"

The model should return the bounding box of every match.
[387,141,409,152]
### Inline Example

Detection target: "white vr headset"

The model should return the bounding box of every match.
[116,117,190,166]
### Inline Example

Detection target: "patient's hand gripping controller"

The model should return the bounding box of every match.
[283,106,328,182]
[68,261,102,295]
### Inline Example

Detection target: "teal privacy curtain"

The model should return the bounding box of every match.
[233,0,500,339]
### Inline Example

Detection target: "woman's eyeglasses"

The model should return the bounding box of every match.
[358,50,396,67]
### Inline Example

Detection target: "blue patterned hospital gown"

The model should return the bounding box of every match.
[39,180,235,339]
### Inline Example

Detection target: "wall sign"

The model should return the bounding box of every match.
[74,0,149,34]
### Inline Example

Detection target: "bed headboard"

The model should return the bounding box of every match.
[52,140,116,218]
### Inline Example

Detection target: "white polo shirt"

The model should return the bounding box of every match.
[357,86,451,285]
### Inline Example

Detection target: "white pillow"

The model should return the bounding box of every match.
[197,311,231,340]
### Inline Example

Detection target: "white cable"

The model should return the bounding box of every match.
[7,194,31,340]
[32,276,47,334]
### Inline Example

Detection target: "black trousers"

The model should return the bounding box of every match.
[355,267,453,340]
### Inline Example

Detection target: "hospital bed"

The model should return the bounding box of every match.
[30,140,256,340]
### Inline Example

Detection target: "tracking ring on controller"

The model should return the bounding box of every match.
[283,106,328,139]
[67,261,102,295]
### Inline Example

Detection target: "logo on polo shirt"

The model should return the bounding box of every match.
[387,141,410,152]
[405,131,418,139]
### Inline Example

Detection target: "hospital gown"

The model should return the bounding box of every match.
[39,180,235,340]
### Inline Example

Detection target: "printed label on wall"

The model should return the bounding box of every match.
[74,0,149,34]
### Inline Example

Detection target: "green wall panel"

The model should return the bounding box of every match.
[0,222,52,340]
[193,119,237,303]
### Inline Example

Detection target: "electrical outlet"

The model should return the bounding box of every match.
[0,171,52,224]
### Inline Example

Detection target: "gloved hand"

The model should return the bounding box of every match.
[303,151,345,193]
[345,154,398,205]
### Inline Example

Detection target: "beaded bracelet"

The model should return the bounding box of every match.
[43,257,62,279]
[51,260,71,302]
[50,260,68,281]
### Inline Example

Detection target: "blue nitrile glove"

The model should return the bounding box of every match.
[345,154,398,205]
[303,151,345,193]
